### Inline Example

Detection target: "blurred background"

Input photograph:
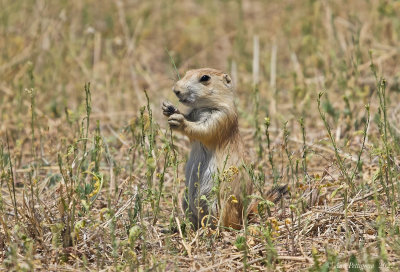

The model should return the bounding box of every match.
[1,0,399,132]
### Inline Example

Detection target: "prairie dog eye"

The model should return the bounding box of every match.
[199,75,211,82]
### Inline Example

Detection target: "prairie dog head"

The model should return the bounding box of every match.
[172,68,234,108]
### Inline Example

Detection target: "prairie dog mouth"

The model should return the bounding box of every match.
[178,96,194,104]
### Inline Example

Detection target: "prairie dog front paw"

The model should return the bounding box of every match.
[168,113,186,130]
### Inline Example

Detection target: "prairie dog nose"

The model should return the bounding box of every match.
[173,88,181,96]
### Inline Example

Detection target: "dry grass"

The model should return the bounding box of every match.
[1,0,400,271]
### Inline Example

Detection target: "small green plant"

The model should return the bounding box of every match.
[283,121,297,186]
[265,117,279,184]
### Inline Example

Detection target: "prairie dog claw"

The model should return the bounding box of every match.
[162,101,180,117]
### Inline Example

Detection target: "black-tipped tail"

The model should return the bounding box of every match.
[265,184,288,203]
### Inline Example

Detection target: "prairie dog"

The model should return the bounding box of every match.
[162,68,286,230]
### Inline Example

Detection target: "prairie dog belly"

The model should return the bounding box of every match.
[184,141,217,218]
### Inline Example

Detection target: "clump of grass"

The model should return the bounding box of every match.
[317,92,370,195]
[370,51,398,213]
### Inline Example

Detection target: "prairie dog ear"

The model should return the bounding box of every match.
[223,74,232,87]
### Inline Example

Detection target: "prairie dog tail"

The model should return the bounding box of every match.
[264,184,288,203]
[247,184,288,217]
